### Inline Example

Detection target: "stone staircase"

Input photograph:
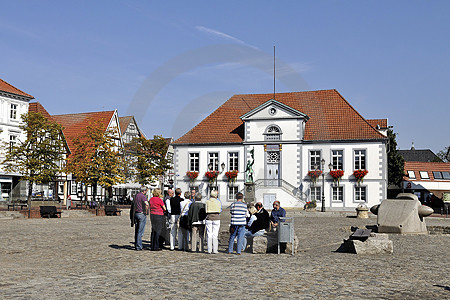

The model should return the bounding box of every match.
[0,211,26,220]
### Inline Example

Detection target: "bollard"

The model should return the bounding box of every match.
[356,204,369,219]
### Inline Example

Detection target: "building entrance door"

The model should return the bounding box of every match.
[266,151,280,186]
[263,193,276,209]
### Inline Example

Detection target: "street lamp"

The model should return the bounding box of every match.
[208,161,226,190]
[321,158,326,212]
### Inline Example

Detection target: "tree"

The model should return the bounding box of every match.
[387,129,405,187]
[436,146,449,163]
[125,135,170,185]
[65,119,125,204]
[2,111,67,207]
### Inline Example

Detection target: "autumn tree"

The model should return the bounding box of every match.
[125,135,170,185]
[2,111,67,207]
[65,119,125,204]
[387,129,405,187]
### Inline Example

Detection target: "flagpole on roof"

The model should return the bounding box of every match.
[273,45,276,100]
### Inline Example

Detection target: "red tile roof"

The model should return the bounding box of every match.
[174,90,386,144]
[29,102,54,121]
[404,161,450,181]
[367,119,388,129]
[118,116,133,135]
[0,78,34,99]
[53,111,115,151]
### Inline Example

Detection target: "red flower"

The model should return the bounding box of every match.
[225,170,238,179]
[330,170,344,179]
[205,171,220,179]
[307,170,323,178]
[186,171,199,180]
[353,169,368,179]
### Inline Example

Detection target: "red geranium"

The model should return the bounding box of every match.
[308,170,322,185]
[225,170,238,180]
[205,171,220,179]
[330,169,344,185]
[353,169,368,184]
[186,171,199,180]
[307,170,323,178]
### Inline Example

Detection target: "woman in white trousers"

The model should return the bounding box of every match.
[205,190,222,254]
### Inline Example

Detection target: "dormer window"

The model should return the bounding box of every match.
[264,125,282,141]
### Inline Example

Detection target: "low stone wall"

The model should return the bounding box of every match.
[427,226,450,235]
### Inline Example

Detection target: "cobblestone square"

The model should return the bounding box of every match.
[0,211,449,299]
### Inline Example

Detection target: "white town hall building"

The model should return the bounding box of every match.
[172,90,388,210]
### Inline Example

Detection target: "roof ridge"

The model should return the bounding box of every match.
[0,78,34,98]
[332,90,386,139]
[53,110,115,117]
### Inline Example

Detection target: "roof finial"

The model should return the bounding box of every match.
[411,141,415,150]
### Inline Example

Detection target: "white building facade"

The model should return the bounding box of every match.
[0,79,34,202]
[173,90,388,210]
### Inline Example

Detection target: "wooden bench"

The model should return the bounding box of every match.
[104,205,121,216]
[40,206,62,218]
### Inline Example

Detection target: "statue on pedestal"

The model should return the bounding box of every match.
[245,148,255,184]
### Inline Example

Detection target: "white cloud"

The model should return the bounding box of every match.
[196,26,259,50]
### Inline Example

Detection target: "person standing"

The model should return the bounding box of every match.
[228,192,247,255]
[205,190,222,254]
[178,193,192,251]
[149,188,166,251]
[188,193,206,252]
[168,188,183,251]
[133,186,149,251]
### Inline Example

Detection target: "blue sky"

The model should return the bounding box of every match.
[1,0,449,153]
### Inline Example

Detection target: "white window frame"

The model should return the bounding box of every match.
[10,104,17,120]
[419,171,429,179]
[311,186,322,202]
[407,171,416,179]
[228,185,239,201]
[264,125,282,141]
[228,152,239,171]
[331,150,343,170]
[354,186,367,203]
[188,152,200,172]
[310,150,322,171]
[9,135,17,150]
[208,152,219,171]
[332,186,344,202]
[354,149,366,170]
[71,181,77,195]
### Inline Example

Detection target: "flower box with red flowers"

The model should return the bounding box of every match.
[353,169,368,183]
[204,171,220,179]
[307,170,323,178]
[225,170,238,180]
[330,170,344,179]
[330,169,344,185]
[186,171,199,180]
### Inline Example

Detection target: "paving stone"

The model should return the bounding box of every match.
[0,211,448,299]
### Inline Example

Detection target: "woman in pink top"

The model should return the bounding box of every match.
[149,189,166,251]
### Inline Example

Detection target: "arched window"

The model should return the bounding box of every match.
[264,125,282,141]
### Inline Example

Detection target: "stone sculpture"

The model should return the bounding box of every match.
[370,193,433,234]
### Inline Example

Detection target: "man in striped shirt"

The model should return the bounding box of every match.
[228,192,248,255]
